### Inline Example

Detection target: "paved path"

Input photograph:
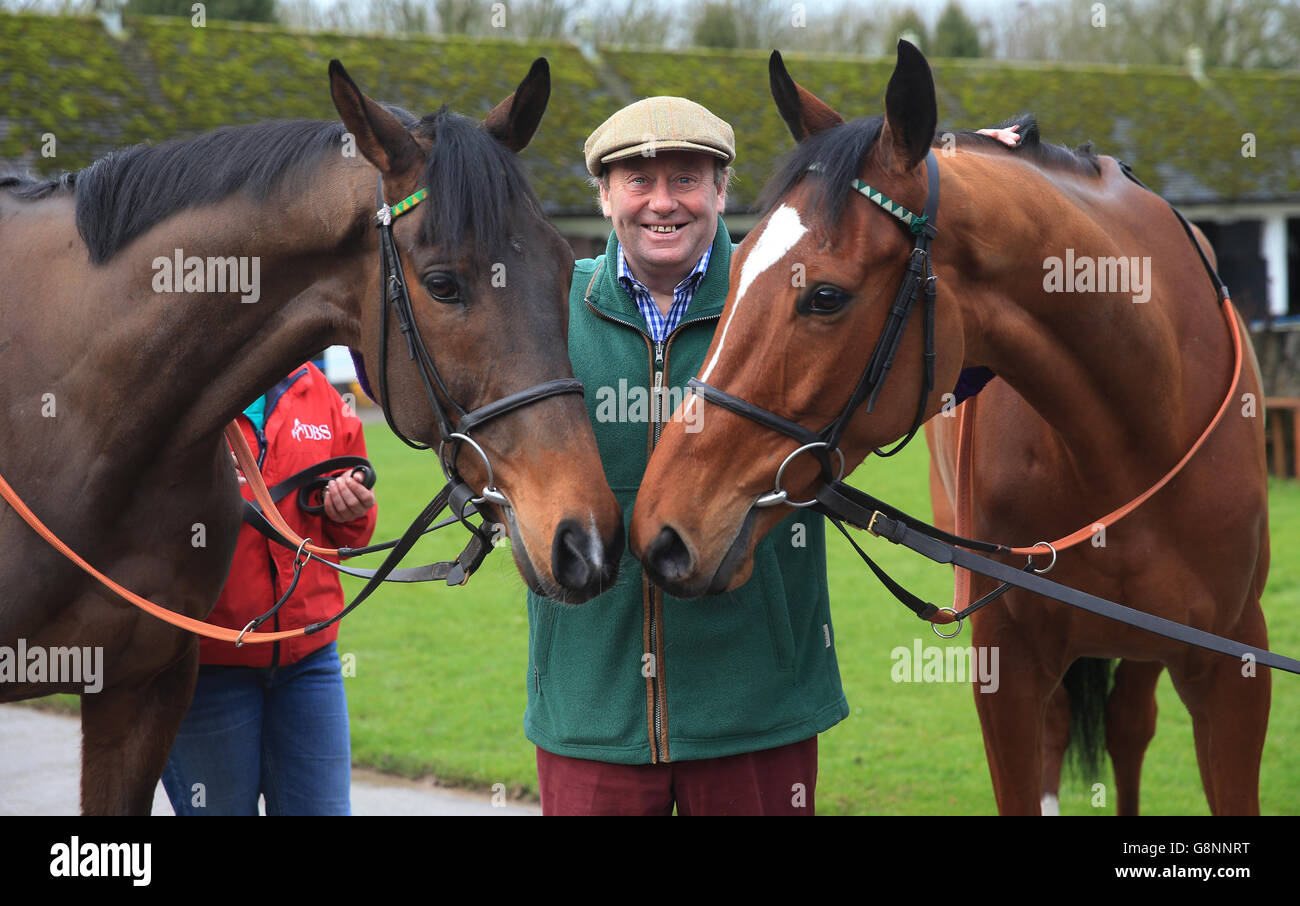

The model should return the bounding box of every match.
[0,704,539,816]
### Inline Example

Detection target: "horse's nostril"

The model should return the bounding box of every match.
[562,530,584,561]
[552,520,594,590]
[548,516,622,601]
[647,526,693,584]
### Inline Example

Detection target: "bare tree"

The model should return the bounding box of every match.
[989,0,1300,69]
[690,0,791,50]
[765,0,879,56]
[580,0,677,48]
[436,0,485,35]
[512,0,579,39]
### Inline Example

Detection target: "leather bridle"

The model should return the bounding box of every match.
[372,178,584,509]
[687,149,941,507]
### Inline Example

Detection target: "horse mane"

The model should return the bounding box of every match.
[757,112,1100,230]
[0,171,77,200]
[57,104,540,266]
[954,113,1101,178]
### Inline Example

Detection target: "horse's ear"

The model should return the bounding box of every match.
[484,57,550,153]
[328,59,422,175]
[769,50,843,142]
[882,40,937,171]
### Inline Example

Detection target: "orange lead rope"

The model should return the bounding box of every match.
[950,295,1244,611]
[0,422,316,644]
[953,393,978,613]
[225,422,345,557]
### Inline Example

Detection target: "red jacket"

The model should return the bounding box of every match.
[202,363,377,667]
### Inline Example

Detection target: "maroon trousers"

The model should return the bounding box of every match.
[536,737,818,815]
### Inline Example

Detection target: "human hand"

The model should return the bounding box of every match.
[977,124,1022,147]
[322,471,375,523]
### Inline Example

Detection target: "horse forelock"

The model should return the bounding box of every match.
[411,108,545,268]
[758,115,886,235]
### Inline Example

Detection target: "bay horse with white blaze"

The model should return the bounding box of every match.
[0,60,623,814]
[631,43,1270,815]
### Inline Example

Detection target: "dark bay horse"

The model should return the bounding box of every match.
[0,60,623,814]
[630,43,1270,814]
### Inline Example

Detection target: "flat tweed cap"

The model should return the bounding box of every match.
[584,96,735,176]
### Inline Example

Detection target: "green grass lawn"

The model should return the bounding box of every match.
[337,417,1300,815]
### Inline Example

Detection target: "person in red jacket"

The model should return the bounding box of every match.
[162,362,377,815]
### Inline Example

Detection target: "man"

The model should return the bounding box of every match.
[523,97,848,815]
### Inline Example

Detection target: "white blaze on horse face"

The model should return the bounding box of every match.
[688,205,808,419]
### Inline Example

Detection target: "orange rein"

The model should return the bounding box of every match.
[0,422,331,644]
[949,295,1243,612]
[224,421,345,558]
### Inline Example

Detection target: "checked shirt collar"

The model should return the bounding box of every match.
[616,243,712,343]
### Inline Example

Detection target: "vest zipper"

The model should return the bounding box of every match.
[649,582,662,760]
[653,340,665,447]
[646,333,666,762]
[584,295,720,764]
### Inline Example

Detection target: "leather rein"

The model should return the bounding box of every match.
[0,177,584,646]
[686,151,1300,676]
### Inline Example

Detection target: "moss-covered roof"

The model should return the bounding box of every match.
[0,13,617,212]
[601,46,1300,208]
[2,12,1296,214]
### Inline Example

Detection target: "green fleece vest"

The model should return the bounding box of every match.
[524,215,848,764]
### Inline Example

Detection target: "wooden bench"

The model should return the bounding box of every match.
[1266,397,1300,478]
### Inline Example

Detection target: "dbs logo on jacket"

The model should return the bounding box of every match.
[290,418,333,442]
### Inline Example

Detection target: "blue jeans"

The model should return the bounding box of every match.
[162,641,351,815]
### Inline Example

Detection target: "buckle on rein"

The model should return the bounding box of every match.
[864,510,1059,639]
[867,510,885,537]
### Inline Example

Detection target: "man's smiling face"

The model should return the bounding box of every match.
[600,151,727,288]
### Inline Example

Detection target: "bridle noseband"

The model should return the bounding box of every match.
[373,177,584,509]
[687,149,941,504]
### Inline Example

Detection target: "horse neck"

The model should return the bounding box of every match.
[95,159,376,455]
[942,153,1223,490]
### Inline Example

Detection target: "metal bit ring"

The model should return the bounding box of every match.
[754,442,846,508]
[440,433,508,507]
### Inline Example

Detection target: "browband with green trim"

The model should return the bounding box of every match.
[391,188,427,218]
[375,187,428,227]
[807,163,929,236]
[849,178,929,236]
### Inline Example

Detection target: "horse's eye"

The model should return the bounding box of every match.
[807,285,848,314]
[424,274,459,303]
